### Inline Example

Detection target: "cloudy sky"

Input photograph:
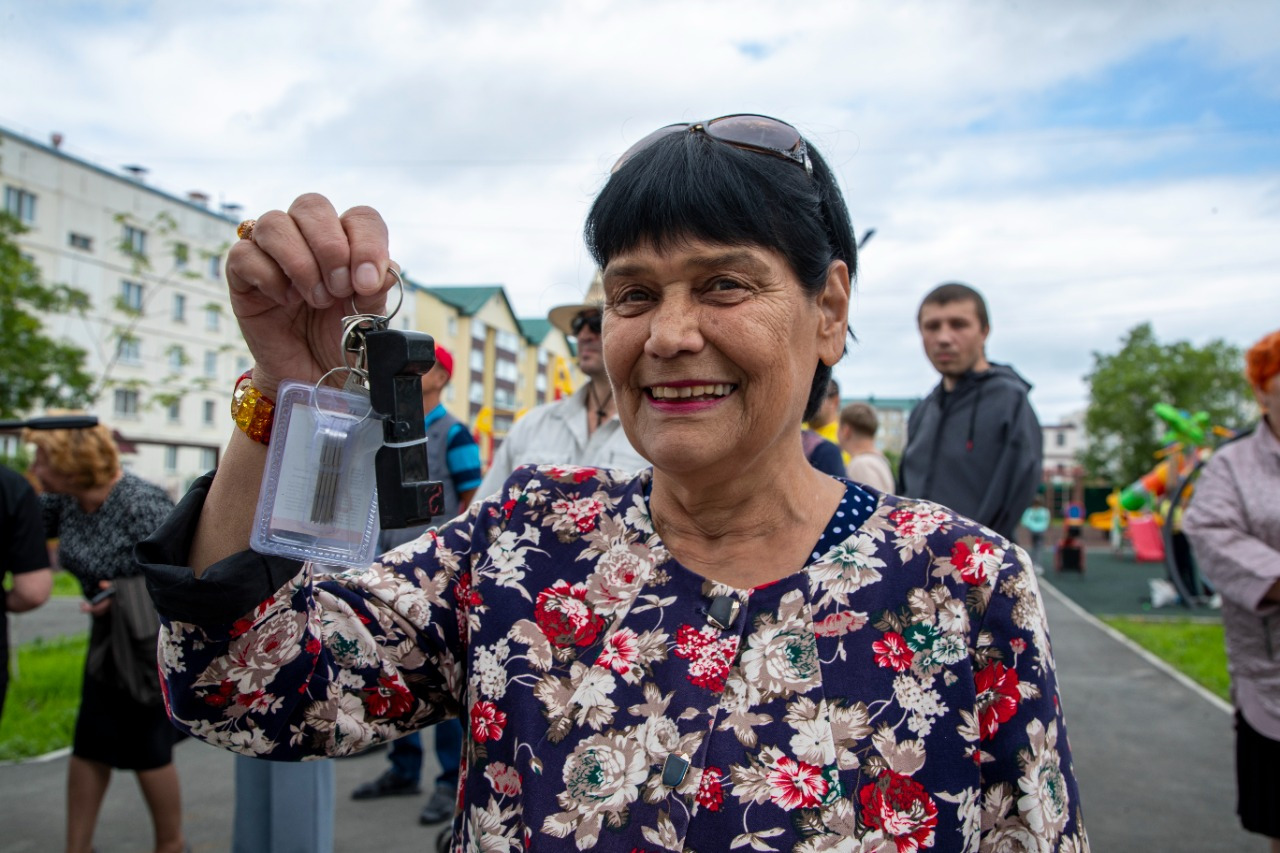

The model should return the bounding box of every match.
[2,0,1278,424]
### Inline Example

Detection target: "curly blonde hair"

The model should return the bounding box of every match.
[1245,330,1280,392]
[23,422,120,490]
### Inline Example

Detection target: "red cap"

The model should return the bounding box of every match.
[434,344,454,379]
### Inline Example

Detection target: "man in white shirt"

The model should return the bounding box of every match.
[475,273,648,500]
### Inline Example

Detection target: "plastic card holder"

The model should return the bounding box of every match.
[251,380,384,570]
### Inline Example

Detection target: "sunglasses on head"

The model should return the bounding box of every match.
[612,114,812,176]
[571,312,602,336]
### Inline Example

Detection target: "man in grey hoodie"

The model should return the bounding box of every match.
[898,283,1042,541]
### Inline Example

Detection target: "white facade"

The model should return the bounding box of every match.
[2,126,249,497]
[1042,408,1087,483]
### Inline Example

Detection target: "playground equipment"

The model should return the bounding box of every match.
[1118,403,1238,606]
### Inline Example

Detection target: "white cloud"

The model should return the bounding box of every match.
[1,0,1277,422]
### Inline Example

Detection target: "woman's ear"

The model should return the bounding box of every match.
[816,260,851,367]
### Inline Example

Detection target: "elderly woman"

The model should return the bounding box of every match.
[25,424,185,853]
[141,115,1087,851]
[1184,329,1280,852]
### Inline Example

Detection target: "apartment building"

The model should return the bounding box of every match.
[1,124,249,496]
[2,122,585,489]
[411,283,582,466]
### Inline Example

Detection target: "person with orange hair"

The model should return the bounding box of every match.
[23,423,185,853]
[1184,329,1280,852]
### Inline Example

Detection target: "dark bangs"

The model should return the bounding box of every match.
[584,129,857,420]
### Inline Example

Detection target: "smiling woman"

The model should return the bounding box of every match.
[140,115,1089,851]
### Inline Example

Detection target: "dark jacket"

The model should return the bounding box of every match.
[898,363,1042,540]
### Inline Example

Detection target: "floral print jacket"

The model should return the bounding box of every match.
[141,466,1088,852]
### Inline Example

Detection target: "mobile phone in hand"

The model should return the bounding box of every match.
[89,586,115,605]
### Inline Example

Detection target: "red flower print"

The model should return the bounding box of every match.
[950,538,997,585]
[1009,638,1027,655]
[595,628,639,675]
[673,624,738,692]
[365,675,415,719]
[974,661,1021,740]
[305,636,322,656]
[873,632,915,672]
[484,761,522,796]
[551,497,605,533]
[571,467,598,484]
[814,611,862,637]
[696,766,725,812]
[858,771,939,852]
[534,581,606,648]
[203,680,235,707]
[471,700,508,743]
[766,756,828,810]
[889,508,947,539]
[230,616,254,638]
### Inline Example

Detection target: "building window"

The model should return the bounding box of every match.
[119,280,144,313]
[113,389,139,418]
[167,400,181,423]
[4,186,36,224]
[172,293,186,322]
[164,446,178,473]
[204,350,218,378]
[174,242,189,269]
[168,345,186,373]
[470,349,485,373]
[538,347,548,366]
[203,399,216,425]
[200,447,217,470]
[469,380,485,404]
[495,329,520,353]
[68,232,92,251]
[447,317,458,337]
[205,306,221,332]
[116,336,141,364]
[208,254,221,280]
[1056,432,1066,447]
[495,359,519,383]
[122,224,147,256]
[235,355,251,374]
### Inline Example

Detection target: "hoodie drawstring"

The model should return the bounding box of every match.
[966,380,984,451]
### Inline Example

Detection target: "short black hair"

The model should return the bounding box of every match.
[584,127,857,421]
[918,282,989,331]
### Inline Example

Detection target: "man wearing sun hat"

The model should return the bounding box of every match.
[351,342,480,826]
[475,270,648,500]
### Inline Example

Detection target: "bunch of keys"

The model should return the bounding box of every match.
[251,273,445,569]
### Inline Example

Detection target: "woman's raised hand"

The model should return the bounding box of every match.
[225,193,396,398]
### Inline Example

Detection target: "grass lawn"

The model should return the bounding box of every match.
[1101,616,1230,702]
[51,570,81,597]
[0,634,86,761]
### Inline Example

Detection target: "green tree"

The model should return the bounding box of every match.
[1082,322,1254,485]
[0,211,94,418]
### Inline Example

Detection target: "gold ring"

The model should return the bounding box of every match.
[237,219,257,241]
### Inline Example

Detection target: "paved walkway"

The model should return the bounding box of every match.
[0,584,1261,851]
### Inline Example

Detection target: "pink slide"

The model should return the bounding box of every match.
[1127,516,1166,563]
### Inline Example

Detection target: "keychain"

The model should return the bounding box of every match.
[250,272,444,569]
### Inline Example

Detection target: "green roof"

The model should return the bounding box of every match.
[518,317,554,345]
[421,285,506,316]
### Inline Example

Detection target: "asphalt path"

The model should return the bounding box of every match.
[0,585,1261,851]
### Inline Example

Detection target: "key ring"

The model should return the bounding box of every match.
[312,365,375,426]
[345,266,405,323]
